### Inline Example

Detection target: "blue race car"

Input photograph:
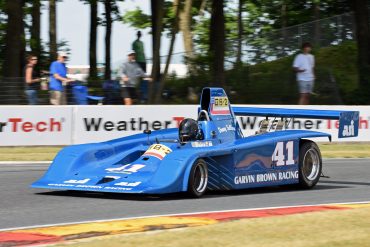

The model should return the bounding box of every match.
[32,88,359,197]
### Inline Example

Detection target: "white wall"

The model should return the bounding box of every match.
[0,105,369,146]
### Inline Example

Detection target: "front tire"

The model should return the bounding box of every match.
[298,141,322,189]
[188,159,208,197]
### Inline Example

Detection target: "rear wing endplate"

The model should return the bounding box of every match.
[232,107,359,138]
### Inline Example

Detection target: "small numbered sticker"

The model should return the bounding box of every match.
[144,144,172,160]
[211,96,230,115]
[214,97,229,107]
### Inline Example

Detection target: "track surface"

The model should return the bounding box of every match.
[1,159,369,230]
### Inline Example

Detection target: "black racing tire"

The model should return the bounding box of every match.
[188,159,208,198]
[298,140,322,189]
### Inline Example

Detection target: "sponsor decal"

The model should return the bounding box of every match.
[0,118,63,133]
[106,164,145,174]
[272,141,295,166]
[47,183,134,191]
[234,170,299,185]
[217,124,236,133]
[115,181,142,187]
[83,117,185,132]
[143,144,172,160]
[342,120,355,137]
[210,97,230,115]
[64,178,90,184]
[237,116,370,131]
[191,141,213,148]
[48,183,75,187]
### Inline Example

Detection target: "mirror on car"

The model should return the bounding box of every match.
[143,129,152,135]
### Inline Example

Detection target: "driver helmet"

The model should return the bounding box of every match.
[179,118,199,142]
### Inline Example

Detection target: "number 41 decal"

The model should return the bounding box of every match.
[272,141,295,166]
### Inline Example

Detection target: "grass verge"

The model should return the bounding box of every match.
[0,143,369,161]
[0,146,62,161]
[55,207,370,247]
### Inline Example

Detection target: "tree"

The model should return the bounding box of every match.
[102,0,122,81]
[235,0,243,65]
[103,0,112,80]
[352,0,370,104]
[312,0,321,47]
[30,0,41,59]
[2,0,25,104]
[49,0,57,61]
[179,0,194,66]
[0,1,7,72]
[3,0,24,78]
[209,0,225,86]
[155,0,181,103]
[86,0,98,81]
[149,0,164,102]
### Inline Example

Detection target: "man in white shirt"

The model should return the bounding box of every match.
[293,42,315,105]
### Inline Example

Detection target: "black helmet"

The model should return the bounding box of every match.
[179,118,199,142]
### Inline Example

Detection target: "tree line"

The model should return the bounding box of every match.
[0,0,369,104]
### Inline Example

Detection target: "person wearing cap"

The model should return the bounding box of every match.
[49,52,73,105]
[121,51,151,105]
[293,42,315,105]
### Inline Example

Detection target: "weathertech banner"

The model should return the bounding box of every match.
[0,106,73,146]
[73,105,196,144]
[0,105,369,146]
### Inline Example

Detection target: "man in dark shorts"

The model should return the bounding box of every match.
[121,51,151,105]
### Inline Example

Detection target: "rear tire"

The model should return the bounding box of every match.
[298,141,322,189]
[188,159,208,197]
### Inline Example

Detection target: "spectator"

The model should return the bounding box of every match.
[121,51,151,105]
[132,31,146,72]
[24,55,41,105]
[49,52,73,105]
[293,42,315,105]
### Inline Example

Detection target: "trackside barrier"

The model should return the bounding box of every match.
[0,105,369,146]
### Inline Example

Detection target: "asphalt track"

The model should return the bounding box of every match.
[1,159,369,230]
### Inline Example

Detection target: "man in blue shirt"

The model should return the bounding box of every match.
[49,52,73,105]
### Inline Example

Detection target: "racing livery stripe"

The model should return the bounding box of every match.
[143,151,165,160]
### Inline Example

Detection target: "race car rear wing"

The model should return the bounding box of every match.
[232,106,359,138]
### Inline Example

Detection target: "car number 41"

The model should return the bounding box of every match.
[272,141,295,166]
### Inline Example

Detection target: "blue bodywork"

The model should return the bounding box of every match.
[31,88,359,194]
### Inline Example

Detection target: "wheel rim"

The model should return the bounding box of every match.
[302,148,320,181]
[193,163,208,193]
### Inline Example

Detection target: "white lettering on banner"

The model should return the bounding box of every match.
[342,120,355,137]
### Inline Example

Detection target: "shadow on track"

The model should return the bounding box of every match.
[319,180,370,186]
[35,183,348,201]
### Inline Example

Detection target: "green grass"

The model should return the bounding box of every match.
[319,143,370,158]
[0,143,369,161]
[0,146,62,161]
[55,207,370,247]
